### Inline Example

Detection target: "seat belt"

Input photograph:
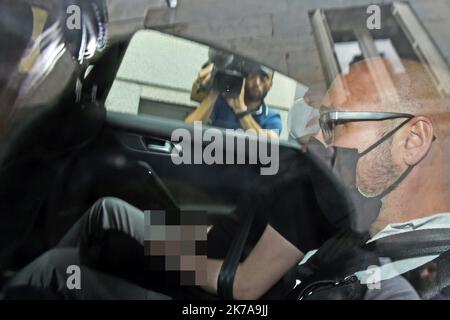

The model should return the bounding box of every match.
[294,228,450,299]
[367,228,450,260]
[367,230,450,298]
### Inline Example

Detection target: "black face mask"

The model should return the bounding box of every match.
[331,145,382,233]
[306,118,416,233]
[307,138,381,233]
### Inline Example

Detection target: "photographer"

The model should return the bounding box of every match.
[185,61,282,139]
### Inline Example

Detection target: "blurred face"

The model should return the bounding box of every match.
[244,71,273,103]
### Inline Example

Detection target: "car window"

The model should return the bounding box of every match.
[105,29,310,141]
[4,0,450,303]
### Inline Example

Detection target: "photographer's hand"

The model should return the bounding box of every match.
[191,63,214,102]
[185,63,218,124]
[227,80,278,139]
[226,79,248,113]
[198,63,214,87]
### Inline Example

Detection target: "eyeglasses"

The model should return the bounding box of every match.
[319,106,414,145]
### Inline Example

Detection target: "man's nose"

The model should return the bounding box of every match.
[420,268,430,278]
[254,75,262,86]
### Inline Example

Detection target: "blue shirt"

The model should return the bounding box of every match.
[209,96,282,135]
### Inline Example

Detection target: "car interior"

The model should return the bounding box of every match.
[2,0,450,301]
[0,18,313,295]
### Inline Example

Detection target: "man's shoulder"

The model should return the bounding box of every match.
[258,101,280,122]
[261,105,282,133]
[267,109,280,118]
[264,103,280,118]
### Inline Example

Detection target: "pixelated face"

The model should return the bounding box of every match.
[144,210,208,286]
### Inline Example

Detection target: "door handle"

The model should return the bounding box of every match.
[146,140,172,153]
[144,137,181,155]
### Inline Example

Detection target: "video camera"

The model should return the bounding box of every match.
[206,49,247,98]
[206,49,272,98]
[190,49,273,102]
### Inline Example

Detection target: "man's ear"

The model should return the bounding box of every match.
[403,116,434,166]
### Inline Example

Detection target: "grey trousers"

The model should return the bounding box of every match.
[5,197,172,300]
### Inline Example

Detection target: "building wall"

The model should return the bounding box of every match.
[146,0,450,99]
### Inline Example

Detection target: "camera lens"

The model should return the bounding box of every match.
[213,70,244,98]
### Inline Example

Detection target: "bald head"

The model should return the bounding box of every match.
[325,58,450,143]
[326,58,444,112]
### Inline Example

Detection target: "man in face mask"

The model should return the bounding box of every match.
[291,57,450,300]
[318,57,450,237]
